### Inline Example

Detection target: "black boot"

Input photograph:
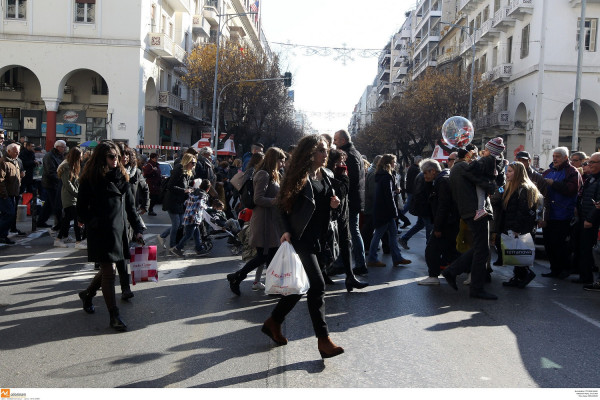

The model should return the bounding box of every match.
[227,273,241,296]
[345,277,369,292]
[121,286,134,301]
[109,307,127,332]
[78,290,95,314]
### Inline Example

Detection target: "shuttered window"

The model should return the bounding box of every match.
[75,0,95,23]
[578,18,597,52]
[520,24,530,59]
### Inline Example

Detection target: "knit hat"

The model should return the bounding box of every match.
[485,137,505,157]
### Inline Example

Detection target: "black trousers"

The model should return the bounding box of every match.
[577,222,599,282]
[59,206,82,241]
[271,250,328,338]
[236,247,277,280]
[445,217,490,292]
[425,225,460,277]
[148,193,160,213]
[543,220,572,275]
[86,263,117,310]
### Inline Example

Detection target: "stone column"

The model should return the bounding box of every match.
[42,98,59,151]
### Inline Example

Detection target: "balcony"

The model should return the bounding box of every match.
[192,15,211,37]
[379,52,391,66]
[180,100,193,116]
[394,33,409,49]
[493,7,516,29]
[459,34,481,55]
[391,84,406,98]
[413,58,437,78]
[393,55,405,67]
[415,8,442,33]
[490,63,513,82]
[203,1,219,26]
[395,66,409,79]
[159,91,181,112]
[378,68,390,81]
[228,25,246,39]
[165,0,191,12]
[148,33,186,65]
[377,81,390,95]
[437,47,459,64]
[476,18,500,43]
[475,111,510,129]
[376,93,389,108]
[192,106,202,120]
[507,0,534,19]
[458,0,483,12]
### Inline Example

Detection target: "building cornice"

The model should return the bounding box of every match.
[0,33,140,48]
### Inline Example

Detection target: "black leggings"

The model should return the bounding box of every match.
[270,250,328,338]
[86,263,117,310]
[59,206,82,241]
[236,247,277,280]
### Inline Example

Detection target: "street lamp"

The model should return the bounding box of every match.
[210,8,257,153]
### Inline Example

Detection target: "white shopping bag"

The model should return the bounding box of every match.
[265,242,310,296]
[500,232,535,266]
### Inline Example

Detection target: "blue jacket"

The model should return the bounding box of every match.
[542,161,581,221]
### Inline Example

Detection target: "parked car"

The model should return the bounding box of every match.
[158,161,173,177]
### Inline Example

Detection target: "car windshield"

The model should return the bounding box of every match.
[159,163,172,177]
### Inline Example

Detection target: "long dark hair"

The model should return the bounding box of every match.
[65,147,82,180]
[80,141,129,186]
[278,134,327,213]
[257,147,286,184]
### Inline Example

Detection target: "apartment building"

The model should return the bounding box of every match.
[0,0,263,150]
[349,84,377,135]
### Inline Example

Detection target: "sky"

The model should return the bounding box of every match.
[259,0,418,134]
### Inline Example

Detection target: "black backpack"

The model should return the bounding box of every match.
[240,175,255,209]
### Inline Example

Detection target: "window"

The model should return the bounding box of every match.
[6,0,26,19]
[520,24,530,59]
[507,36,513,63]
[151,5,157,32]
[75,0,95,23]
[577,18,597,52]
[494,0,500,13]
[483,6,489,22]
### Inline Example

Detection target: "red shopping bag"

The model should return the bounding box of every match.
[130,245,158,285]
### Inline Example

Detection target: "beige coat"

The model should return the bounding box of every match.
[0,156,21,198]
[248,169,282,251]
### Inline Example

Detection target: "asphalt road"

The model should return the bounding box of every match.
[1,211,599,389]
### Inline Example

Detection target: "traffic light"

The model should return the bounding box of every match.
[283,72,292,87]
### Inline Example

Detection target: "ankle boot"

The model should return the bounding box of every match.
[227,273,241,296]
[317,336,344,359]
[323,273,335,285]
[121,286,134,301]
[345,277,369,292]
[109,307,127,332]
[261,317,287,345]
[78,290,95,314]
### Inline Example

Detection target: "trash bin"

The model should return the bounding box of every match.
[17,205,28,222]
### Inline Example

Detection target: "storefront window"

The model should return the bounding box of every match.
[86,117,106,141]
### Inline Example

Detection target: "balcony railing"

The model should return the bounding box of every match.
[508,0,534,19]
[192,15,211,37]
[148,33,186,65]
[159,91,181,111]
[379,52,391,66]
[493,7,516,29]
[395,66,409,79]
[376,93,390,108]
[180,100,193,116]
[477,18,500,43]
[204,2,219,26]
[475,111,510,129]
[378,68,390,81]
[192,106,202,120]
[377,81,390,94]
[437,47,459,64]
[490,63,513,81]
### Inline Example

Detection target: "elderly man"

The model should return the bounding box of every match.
[418,159,460,285]
[37,140,66,229]
[0,143,22,244]
[334,129,368,275]
[195,146,218,197]
[540,147,582,279]
[446,152,458,170]
[441,147,497,300]
[571,152,600,285]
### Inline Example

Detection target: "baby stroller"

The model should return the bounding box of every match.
[201,210,244,255]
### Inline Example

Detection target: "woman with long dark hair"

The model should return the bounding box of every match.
[499,161,541,288]
[55,147,85,249]
[261,134,344,359]
[326,148,368,291]
[76,141,145,332]
[226,147,286,294]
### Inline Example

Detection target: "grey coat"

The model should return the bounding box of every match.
[57,160,78,208]
[248,169,282,251]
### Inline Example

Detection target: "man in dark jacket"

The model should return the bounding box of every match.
[540,147,582,279]
[403,156,422,214]
[37,140,66,229]
[516,151,547,195]
[399,171,433,250]
[441,147,498,300]
[18,141,37,194]
[334,129,367,275]
[573,152,600,285]
[419,159,460,285]
[195,147,218,198]
[142,153,161,216]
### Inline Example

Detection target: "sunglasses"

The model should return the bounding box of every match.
[106,153,118,160]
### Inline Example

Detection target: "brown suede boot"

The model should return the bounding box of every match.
[317,336,344,358]
[261,317,288,345]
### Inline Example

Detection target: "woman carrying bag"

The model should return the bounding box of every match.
[261,134,344,359]
[226,147,286,294]
[499,161,541,288]
[76,141,145,332]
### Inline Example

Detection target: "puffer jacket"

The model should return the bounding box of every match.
[501,186,537,235]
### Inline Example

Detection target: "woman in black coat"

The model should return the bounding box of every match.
[76,141,145,332]
[367,154,411,267]
[500,161,541,288]
[261,134,344,359]
[326,149,368,292]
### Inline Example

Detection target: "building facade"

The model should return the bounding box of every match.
[0,0,263,150]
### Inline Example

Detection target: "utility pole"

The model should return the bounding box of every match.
[572,0,587,151]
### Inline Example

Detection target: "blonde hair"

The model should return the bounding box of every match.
[181,153,197,177]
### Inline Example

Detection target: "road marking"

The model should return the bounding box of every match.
[0,248,78,281]
[553,300,600,329]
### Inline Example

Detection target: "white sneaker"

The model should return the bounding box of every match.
[418,276,440,286]
[157,235,166,249]
[463,273,471,285]
[63,236,76,244]
[75,241,87,250]
[252,281,265,291]
[53,238,67,248]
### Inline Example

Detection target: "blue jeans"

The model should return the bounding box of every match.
[401,216,433,243]
[349,211,366,268]
[403,193,413,214]
[0,197,16,238]
[176,224,203,252]
[162,212,184,248]
[368,219,404,263]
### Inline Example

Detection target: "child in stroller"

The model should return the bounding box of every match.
[202,199,243,255]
